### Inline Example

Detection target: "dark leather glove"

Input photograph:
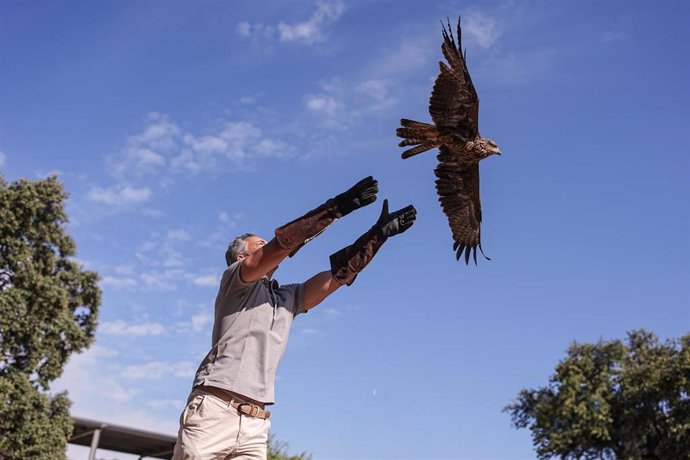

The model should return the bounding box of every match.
[375,199,417,239]
[329,199,417,286]
[332,176,378,218]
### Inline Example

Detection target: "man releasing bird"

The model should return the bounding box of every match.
[396,17,501,264]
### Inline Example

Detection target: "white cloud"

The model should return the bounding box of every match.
[122,360,196,380]
[191,274,218,287]
[218,211,238,225]
[173,120,290,172]
[101,275,138,288]
[355,79,396,111]
[109,112,179,179]
[167,228,191,242]
[141,207,165,217]
[464,11,501,49]
[100,320,166,336]
[303,76,397,128]
[54,345,138,405]
[277,0,345,45]
[147,399,185,410]
[0,150,6,167]
[174,310,213,333]
[370,39,434,79]
[131,112,180,150]
[183,133,228,154]
[54,345,180,438]
[323,307,341,317]
[236,21,251,37]
[87,184,152,206]
[238,1,344,47]
[114,264,135,275]
[140,271,178,291]
[305,94,342,115]
[191,313,212,332]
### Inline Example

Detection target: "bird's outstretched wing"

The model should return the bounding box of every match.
[434,148,489,264]
[428,18,479,142]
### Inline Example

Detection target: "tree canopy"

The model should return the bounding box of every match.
[505,329,690,460]
[268,434,312,460]
[0,175,101,459]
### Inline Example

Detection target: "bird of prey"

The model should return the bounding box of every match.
[396,17,501,264]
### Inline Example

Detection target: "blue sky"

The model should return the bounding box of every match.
[1,1,689,459]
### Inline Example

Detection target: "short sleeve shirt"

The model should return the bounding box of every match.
[192,260,305,404]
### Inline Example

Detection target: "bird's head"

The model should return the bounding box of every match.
[479,138,501,158]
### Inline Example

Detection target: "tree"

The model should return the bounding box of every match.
[505,329,690,460]
[267,433,312,460]
[0,175,101,459]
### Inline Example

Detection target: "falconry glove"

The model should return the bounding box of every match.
[275,176,378,254]
[330,199,417,286]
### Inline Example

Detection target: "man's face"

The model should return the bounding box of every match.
[237,236,276,278]
[242,236,267,256]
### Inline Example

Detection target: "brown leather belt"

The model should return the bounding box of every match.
[196,385,271,420]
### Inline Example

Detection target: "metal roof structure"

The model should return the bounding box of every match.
[69,416,176,460]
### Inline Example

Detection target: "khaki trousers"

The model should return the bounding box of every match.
[172,387,271,460]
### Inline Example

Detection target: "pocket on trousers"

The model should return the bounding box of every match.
[182,394,206,426]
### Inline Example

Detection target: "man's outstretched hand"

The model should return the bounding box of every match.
[375,199,417,238]
[333,176,378,218]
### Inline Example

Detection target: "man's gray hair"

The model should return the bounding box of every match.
[225,233,256,266]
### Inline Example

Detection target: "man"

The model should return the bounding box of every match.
[173,176,416,459]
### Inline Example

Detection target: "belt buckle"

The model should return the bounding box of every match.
[238,402,260,418]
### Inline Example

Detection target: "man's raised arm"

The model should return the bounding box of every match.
[239,176,379,283]
[301,199,417,310]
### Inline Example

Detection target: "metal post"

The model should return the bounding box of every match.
[88,426,103,460]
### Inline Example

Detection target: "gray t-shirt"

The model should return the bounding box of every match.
[192,260,305,404]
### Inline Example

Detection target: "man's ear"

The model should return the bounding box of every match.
[236,254,246,261]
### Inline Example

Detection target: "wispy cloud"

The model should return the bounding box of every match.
[277,1,345,44]
[55,346,180,436]
[237,1,345,47]
[101,275,138,288]
[174,310,213,333]
[87,184,152,206]
[54,345,138,405]
[197,211,244,249]
[355,79,396,111]
[122,360,196,380]
[146,399,185,410]
[108,112,179,179]
[236,21,252,37]
[463,11,501,49]
[190,274,218,287]
[90,113,293,211]
[167,228,191,242]
[172,120,292,174]
[302,76,399,130]
[100,320,166,336]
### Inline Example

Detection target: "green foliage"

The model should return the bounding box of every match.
[268,433,312,460]
[505,329,690,459]
[0,175,101,458]
[0,370,73,460]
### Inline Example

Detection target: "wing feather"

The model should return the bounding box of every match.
[434,150,487,264]
[428,18,479,141]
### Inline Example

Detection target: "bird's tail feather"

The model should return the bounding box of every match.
[396,119,439,159]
